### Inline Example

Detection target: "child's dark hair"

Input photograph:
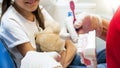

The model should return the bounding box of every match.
[1,0,45,29]
[33,7,45,29]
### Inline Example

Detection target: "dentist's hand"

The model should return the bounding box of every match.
[74,12,103,37]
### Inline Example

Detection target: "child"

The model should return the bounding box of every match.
[0,0,76,68]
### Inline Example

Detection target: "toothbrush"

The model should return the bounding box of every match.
[70,0,76,24]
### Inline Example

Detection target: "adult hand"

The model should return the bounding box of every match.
[74,12,103,37]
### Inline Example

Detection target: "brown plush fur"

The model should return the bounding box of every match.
[36,20,65,53]
[36,32,65,53]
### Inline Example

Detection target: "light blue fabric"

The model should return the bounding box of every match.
[69,63,106,68]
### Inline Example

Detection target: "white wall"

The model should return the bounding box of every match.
[0,0,2,15]
[0,0,2,3]
[0,0,119,19]
[77,0,120,19]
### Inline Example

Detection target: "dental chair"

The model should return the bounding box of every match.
[0,38,16,68]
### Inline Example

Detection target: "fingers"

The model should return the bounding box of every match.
[76,15,92,34]
[74,22,82,29]
[77,28,84,34]
[82,15,93,33]
[90,15,103,36]
[74,12,89,29]
[74,12,103,36]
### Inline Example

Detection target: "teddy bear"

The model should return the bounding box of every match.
[36,20,65,53]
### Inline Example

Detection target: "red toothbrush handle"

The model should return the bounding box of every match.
[73,11,76,24]
[70,0,76,24]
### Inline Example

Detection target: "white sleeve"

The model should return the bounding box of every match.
[21,51,62,68]
[0,19,30,48]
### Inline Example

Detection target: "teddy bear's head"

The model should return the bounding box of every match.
[36,28,65,53]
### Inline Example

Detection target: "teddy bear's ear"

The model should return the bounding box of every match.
[51,21,61,34]
[43,27,54,33]
[44,20,61,34]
